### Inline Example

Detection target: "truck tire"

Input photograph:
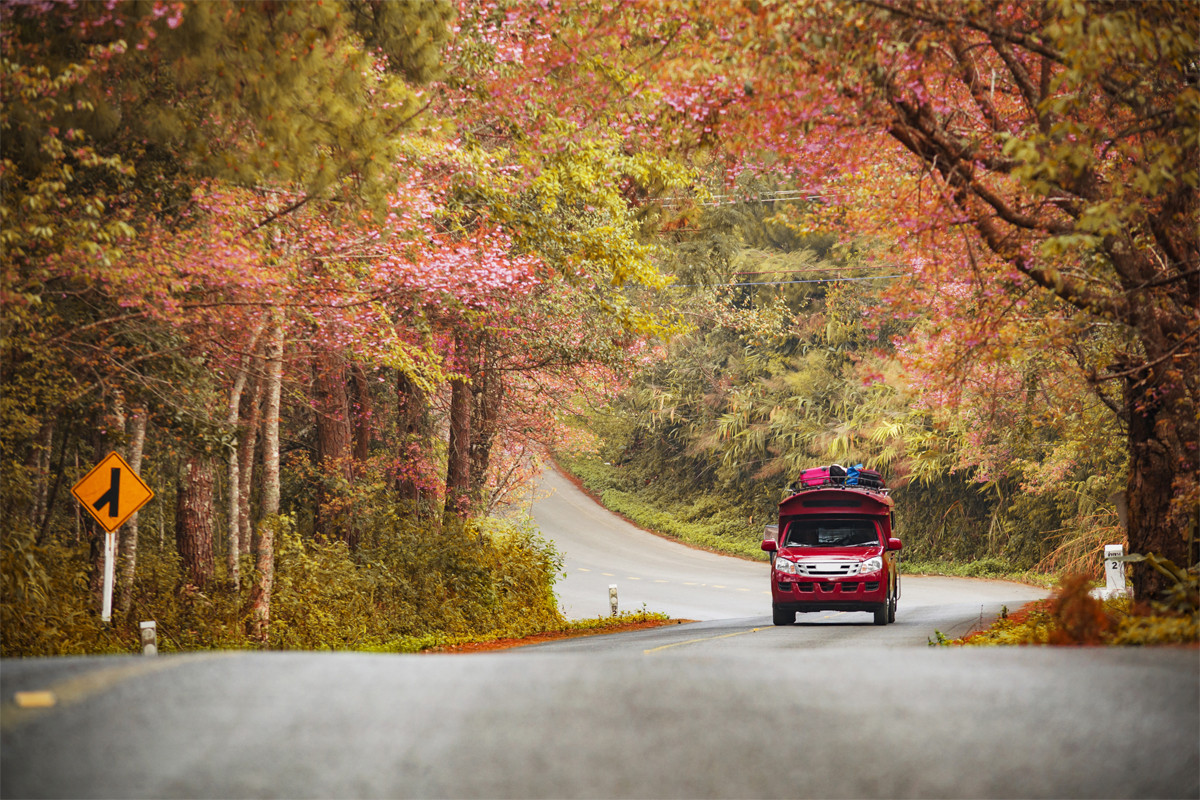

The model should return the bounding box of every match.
[773,606,793,626]
[873,602,889,625]
[888,595,897,623]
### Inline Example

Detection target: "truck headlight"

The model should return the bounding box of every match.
[860,556,883,574]
[775,557,797,576]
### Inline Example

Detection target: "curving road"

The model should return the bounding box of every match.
[531,468,1048,646]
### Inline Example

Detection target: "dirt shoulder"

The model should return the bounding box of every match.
[425,618,695,653]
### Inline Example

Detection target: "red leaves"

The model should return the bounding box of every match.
[1048,574,1114,645]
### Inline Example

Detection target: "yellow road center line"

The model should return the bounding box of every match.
[644,627,765,655]
[14,691,55,708]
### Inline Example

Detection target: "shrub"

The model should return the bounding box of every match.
[1,531,127,656]
[958,560,1199,647]
[1,504,567,656]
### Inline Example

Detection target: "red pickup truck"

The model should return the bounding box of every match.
[761,469,902,626]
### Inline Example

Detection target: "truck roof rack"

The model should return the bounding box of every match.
[786,481,890,497]
[785,465,889,496]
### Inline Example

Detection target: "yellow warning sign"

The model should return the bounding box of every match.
[71,452,154,533]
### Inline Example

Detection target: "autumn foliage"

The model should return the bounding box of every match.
[1,0,1196,654]
[1046,575,1115,645]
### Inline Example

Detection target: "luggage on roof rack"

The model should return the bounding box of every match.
[798,464,846,488]
[790,464,886,493]
[847,465,885,490]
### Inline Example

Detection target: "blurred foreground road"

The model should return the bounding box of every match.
[3,648,1196,798]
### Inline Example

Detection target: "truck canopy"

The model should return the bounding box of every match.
[779,487,893,518]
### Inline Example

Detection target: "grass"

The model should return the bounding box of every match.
[374,611,677,653]
[902,559,1057,588]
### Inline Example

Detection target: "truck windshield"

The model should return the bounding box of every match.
[784,519,879,547]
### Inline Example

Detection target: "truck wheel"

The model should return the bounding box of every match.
[773,606,793,626]
[888,595,897,623]
[873,602,889,626]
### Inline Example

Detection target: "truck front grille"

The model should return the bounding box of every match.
[797,562,862,577]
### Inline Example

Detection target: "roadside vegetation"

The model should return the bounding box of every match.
[943,562,1199,647]
[1,513,560,655]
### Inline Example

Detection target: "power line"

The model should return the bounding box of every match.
[671,274,906,287]
[662,189,830,208]
[732,265,899,275]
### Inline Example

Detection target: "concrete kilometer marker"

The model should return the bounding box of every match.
[140,621,158,656]
[1093,543,1133,600]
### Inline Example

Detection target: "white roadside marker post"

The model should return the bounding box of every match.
[140,621,157,656]
[609,584,618,617]
[1092,544,1132,600]
[1104,544,1128,597]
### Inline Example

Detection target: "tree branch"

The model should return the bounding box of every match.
[243,193,314,236]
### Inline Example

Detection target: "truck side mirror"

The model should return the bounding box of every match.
[761,539,778,553]
[888,538,903,551]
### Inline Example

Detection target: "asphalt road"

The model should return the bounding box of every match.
[2,648,1197,799]
[2,469,1196,799]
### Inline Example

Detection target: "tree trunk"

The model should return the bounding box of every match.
[175,452,216,588]
[30,419,54,531]
[225,321,264,592]
[248,307,284,644]
[313,348,354,545]
[36,421,73,546]
[396,370,433,510]
[444,333,472,522]
[238,375,263,556]
[469,336,504,515]
[1124,364,1199,600]
[350,363,373,465]
[116,408,146,615]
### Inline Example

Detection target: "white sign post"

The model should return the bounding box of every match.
[101,531,117,623]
